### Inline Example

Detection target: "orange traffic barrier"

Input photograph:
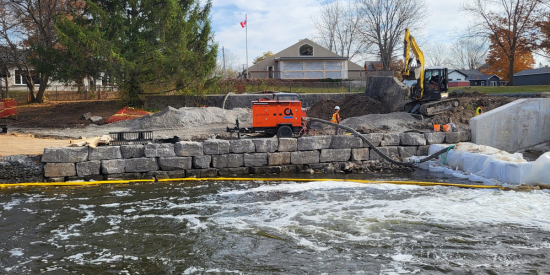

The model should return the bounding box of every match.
[104,107,150,124]
[0,99,17,119]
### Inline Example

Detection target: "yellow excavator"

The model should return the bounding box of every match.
[400,29,459,116]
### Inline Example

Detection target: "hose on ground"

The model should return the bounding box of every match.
[304,117,455,167]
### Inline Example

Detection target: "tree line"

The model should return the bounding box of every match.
[312,0,550,85]
[0,0,217,105]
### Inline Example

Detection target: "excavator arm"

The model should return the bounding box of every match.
[401,28,425,100]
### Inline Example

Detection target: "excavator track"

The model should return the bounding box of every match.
[418,99,460,116]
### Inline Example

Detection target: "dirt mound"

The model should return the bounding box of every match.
[449,91,487,98]
[341,112,430,133]
[307,94,390,120]
[432,95,516,125]
[115,106,251,130]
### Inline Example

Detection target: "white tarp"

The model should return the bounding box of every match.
[284,62,303,71]
[424,142,550,185]
[325,61,342,70]
[304,62,324,70]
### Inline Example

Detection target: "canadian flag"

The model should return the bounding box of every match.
[240,19,246,28]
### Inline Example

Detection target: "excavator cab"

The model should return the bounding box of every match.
[414,68,449,101]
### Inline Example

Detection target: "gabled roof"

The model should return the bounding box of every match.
[452,69,503,81]
[448,70,468,77]
[514,67,550,76]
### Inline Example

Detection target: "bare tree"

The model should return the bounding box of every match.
[312,0,365,61]
[449,37,488,70]
[215,48,241,79]
[424,43,452,67]
[463,0,546,85]
[357,0,427,70]
[0,0,70,103]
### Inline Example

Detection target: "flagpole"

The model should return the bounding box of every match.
[245,14,248,79]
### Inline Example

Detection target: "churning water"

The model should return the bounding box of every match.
[1,177,550,274]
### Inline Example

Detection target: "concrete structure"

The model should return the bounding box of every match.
[246,38,365,80]
[470,98,550,152]
[513,68,550,86]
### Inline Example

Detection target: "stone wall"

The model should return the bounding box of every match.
[0,155,44,183]
[144,93,359,110]
[39,131,470,182]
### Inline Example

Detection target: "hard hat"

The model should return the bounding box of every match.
[335,106,340,110]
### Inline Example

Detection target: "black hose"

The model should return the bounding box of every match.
[304,117,454,166]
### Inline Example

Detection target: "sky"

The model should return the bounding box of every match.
[210,0,548,68]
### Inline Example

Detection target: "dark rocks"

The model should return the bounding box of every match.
[42,147,88,163]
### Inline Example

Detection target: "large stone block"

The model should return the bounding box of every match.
[125,158,158,173]
[399,133,426,146]
[158,157,192,171]
[398,147,417,160]
[186,168,218,178]
[362,133,383,147]
[252,138,278,153]
[268,152,291,166]
[369,147,399,162]
[445,132,461,144]
[44,163,76,177]
[297,136,331,151]
[192,155,211,169]
[174,141,204,156]
[88,146,122,160]
[250,166,282,175]
[120,145,145,158]
[417,145,430,156]
[281,165,298,174]
[459,131,471,142]
[365,76,409,112]
[203,140,230,155]
[228,139,255,153]
[76,161,101,177]
[382,134,400,146]
[330,136,362,149]
[424,132,446,145]
[351,148,370,161]
[278,138,297,152]
[290,151,320,164]
[244,153,268,167]
[218,167,250,177]
[320,149,351,162]
[144,143,176,158]
[101,159,126,174]
[42,147,88,163]
[212,154,244,168]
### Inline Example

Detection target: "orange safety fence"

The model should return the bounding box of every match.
[104,107,150,124]
[0,99,17,119]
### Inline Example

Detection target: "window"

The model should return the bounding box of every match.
[481,81,485,86]
[14,70,26,85]
[299,44,313,56]
[457,78,461,80]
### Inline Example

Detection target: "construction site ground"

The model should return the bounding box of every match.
[0,92,542,156]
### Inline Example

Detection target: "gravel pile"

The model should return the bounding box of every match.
[340,112,430,133]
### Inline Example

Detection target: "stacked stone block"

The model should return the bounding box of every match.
[40,131,470,181]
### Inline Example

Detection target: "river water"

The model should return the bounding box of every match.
[1,173,550,274]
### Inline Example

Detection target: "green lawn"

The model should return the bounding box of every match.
[449,85,550,94]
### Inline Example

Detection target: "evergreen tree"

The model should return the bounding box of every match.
[57,0,217,106]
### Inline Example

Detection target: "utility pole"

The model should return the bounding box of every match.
[222,46,226,79]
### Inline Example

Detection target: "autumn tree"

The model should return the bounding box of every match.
[482,29,535,80]
[253,51,274,64]
[57,0,217,106]
[463,0,546,85]
[0,0,70,103]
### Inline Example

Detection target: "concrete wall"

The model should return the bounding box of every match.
[145,93,362,110]
[470,98,550,152]
[37,131,470,182]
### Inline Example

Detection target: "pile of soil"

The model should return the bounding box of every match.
[306,94,391,121]
[432,92,516,125]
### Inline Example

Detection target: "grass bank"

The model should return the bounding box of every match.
[449,85,550,94]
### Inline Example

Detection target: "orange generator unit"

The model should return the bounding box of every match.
[228,93,305,138]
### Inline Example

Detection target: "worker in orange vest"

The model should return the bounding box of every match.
[475,105,484,116]
[331,106,341,135]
